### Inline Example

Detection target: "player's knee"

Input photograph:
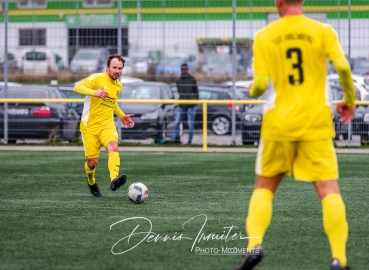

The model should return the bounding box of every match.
[107,141,119,152]
[87,158,98,169]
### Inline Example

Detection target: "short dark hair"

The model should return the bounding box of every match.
[181,63,188,68]
[107,54,125,67]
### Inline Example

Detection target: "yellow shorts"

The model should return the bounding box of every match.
[255,139,338,182]
[81,128,118,158]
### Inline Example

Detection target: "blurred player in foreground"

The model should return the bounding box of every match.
[236,0,355,269]
[73,54,134,197]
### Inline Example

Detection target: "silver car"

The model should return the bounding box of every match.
[70,48,110,73]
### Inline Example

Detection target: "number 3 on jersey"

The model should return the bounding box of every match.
[286,48,304,85]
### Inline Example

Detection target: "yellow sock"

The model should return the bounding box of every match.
[246,188,274,249]
[322,193,348,266]
[108,152,120,181]
[84,162,96,185]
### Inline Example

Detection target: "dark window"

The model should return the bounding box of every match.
[25,51,47,61]
[19,29,46,46]
[17,0,47,9]
[83,0,112,7]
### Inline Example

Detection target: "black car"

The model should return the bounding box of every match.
[240,90,267,144]
[170,83,248,135]
[241,84,367,144]
[0,85,80,143]
[56,84,84,115]
[331,85,369,142]
[117,81,177,142]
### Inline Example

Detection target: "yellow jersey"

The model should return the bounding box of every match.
[252,15,353,141]
[76,72,124,134]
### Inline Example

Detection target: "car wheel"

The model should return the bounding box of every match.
[211,116,231,135]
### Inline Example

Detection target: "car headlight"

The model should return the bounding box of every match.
[364,113,369,123]
[245,114,262,122]
[141,111,159,120]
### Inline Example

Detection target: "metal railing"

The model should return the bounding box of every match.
[2,98,368,151]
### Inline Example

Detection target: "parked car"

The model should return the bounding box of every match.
[20,48,63,74]
[0,52,18,73]
[70,48,110,73]
[170,83,247,135]
[202,54,244,78]
[331,84,369,142]
[0,85,80,143]
[350,59,369,76]
[362,95,369,142]
[240,82,366,144]
[129,53,149,74]
[117,81,178,142]
[155,55,196,78]
[328,73,369,100]
[55,84,84,115]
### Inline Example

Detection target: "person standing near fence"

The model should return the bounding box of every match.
[235,0,356,270]
[171,63,199,144]
[73,54,134,197]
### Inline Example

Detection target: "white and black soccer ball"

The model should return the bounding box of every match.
[127,182,149,204]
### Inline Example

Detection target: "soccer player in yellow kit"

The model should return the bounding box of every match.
[73,54,134,197]
[236,1,356,270]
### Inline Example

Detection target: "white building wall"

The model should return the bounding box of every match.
[329,19,369,58]
[1,18,368,70]
[128,20,264,57]
[0,23,68,68]
[128,19,369,59]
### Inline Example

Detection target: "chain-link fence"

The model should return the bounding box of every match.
[1,0,369,146]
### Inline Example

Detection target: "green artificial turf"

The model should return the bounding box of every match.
[0,151,367,270]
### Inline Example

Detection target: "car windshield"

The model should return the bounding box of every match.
[120,85,161,100]
[131,56,146,63]
[25,52,46,61]
[356,60,369,69]
[59,88,84,99]
[234,87,250,99]
[74,51,100,60]
[0,88,50,98]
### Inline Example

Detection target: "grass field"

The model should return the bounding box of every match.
[0,151,368,270]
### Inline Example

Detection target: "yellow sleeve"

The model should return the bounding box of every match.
[324,25,345,63]
[249,75,269,98]
[252,31,270,77]
[324,26,356,107]
[249,31,269,98]
[73,84,96,96]
[73,73,99,96]
[332,56,356,107]
[114,103,125,118]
